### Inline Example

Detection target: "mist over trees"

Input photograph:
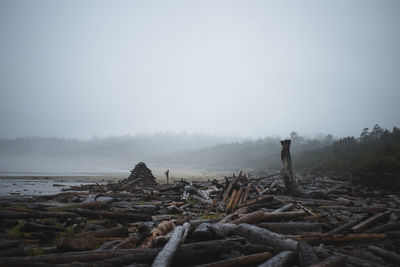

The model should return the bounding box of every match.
[1,125,399,189]
[0,133,242,173]
[152,133,335,170]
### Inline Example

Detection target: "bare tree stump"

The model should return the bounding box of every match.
[280,140,302,196]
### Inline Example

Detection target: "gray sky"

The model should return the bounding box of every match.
[1,0,399,139]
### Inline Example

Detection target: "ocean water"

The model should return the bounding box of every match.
[0,178,96,196]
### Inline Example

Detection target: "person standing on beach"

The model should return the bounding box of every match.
[164,169,169,184]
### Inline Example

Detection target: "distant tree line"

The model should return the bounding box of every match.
[0,133,239,162]
[295,125,400,190]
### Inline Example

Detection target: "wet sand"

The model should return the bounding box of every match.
[0,169,231,196]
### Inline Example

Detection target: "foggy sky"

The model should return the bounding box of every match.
[1,0,399,139]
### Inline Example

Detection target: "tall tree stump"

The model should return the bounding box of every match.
[280,139,303,196]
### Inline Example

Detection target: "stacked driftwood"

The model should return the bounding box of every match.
[1,169,400,266]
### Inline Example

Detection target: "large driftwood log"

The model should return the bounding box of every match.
[0,211,78,219]
[258,222,324,235]
[229,187,243,213]
[233,223,298,251]
[329,216,367,234]
[365,221,400,233]
[367,245,400,265]
[257,250,297,267]
[231,210,306,225]
[289,233,387,244]
[195,252,272,267]
[314,247,387,267]
[350,211,390,233]
[262,211,306,221]
[75,209,152,222]
[91,224,129,238]
[231,210,265,225]
[193,223,297,251]
[318,206,386,212]
[309,255,344,267]
[0,238,243,266]
[151,222,190,267]
[296,240,319,267]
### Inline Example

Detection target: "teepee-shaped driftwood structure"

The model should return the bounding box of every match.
[123,162,157,186]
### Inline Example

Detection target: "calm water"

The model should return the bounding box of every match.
[0,178,96,196]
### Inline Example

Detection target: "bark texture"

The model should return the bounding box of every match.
[280,140,302,196]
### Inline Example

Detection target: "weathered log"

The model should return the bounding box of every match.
[314,247,387,267]
[219,181,233,210]
[195,223,297,252]
[239,195,274,208]
[233,223,298,251]
[195,252,272,267]
[75,209,152,222]
[151,222,190,267]
[280,140,303,196]
[225,189,237,213]
[367,245,400,265]
[262,211,306,222]
[297,240,319,267]
[350,211,390,233]
[257,250,297,267]
[258,222,324,235]
[154,234,171,248]
[272,203,294,213]
[318,206,386,212]
[91,224,129,238]
[193,223,238,241]
[0,238,244,266]
[0,240,20,250]
[0,211,78,219]
[309,255,344,267]
[276,197,340,206]
[173,238,245,267]
[20,222,63,232]
[241,183,252,205]
[231,210,265,225]
[229,187,243,213]
[0,246,25,257]
[191,195,213,204]
[365,221,400,233]
[336,248,387,265]
[289,233,387,244]
[193,223,214,241]
[57,235,99,252]
[329,216,367,234]
[142,221,174,248]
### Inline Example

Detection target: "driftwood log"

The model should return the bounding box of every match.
[257,250,297,267]
[151,222,190,267]
[196,252,272,267]
[296,240,319,267]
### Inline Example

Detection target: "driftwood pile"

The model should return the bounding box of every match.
[0,166,400,266]
[122,162,158,186]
